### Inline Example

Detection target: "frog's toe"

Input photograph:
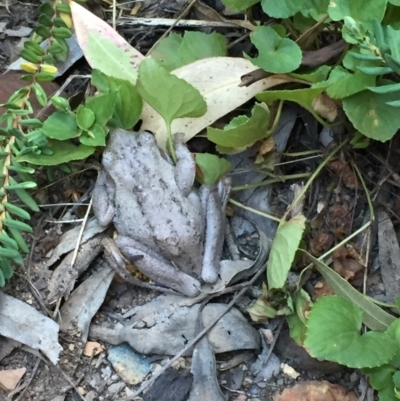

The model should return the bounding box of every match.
[201,265,219,284]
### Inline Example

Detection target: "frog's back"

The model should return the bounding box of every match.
[104,130,204,272]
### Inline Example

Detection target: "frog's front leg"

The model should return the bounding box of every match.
[115,236,201,297]
[201,177,232,283]
[92,170,116,227]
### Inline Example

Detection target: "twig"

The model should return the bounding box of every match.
[71,197,92,267]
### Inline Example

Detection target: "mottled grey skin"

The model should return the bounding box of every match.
[93,129,230,297]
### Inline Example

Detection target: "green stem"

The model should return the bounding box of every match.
[228,198,281,223]
[166,123,177,164]
[284,138,350,219]
[232,172,311,191]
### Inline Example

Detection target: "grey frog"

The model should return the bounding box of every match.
[92,129,231,297]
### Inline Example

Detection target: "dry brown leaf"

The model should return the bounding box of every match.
[274,381,357,401]
[326,203,352,237]
[309,229,334,256]
[140,57,295,149]
[313,279,335,300]
[332,246,364,280]
[328,158,358,189]
[312,93,338,122]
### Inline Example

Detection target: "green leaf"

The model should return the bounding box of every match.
[42,112,79,140]
[257,87,327,114]
[313,66,376,99]
[357,66,392,75]
[79,124,107,147]
[8,177,39,212]
[106,77,143,130]
[194,153,231,185]
[386,25,400,62]
[136,58,207,127]
[245,26,302,73]
[3,218,32,233]
[303,251,396,331]
[343,89,400,142]
[261,0,308,18]
[367,83,400,93]
[151,31,227,72]
[86,92,116,127]
[207,103,270,149]
[17,140,95,165]
[91,69,111,93]
[20,118,43,128]
[0,233,18,250]
[51,96,70,111]
[220,0,260,12]
[53,27,72,39]
[363,365,396,390]
[5,182,37,190]
[3,202,31,220]
[0,246,20,260]
[9,227,29,253]
[76,105,95,130]
[267,215,306,289]
[305,296,396,368]
[1,259,14,280]
[328,0,387,23]
[32,83,48,107]
[290,65,331,83]
[0,269,5,287]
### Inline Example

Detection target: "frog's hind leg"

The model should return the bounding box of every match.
[115,235,201,297]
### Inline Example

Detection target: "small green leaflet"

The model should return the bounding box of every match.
[151,31,227,72]
[267,214,306,289]
[86,92,116,127]
[305,296,396,368]
[76,105,95,130]
[195,153,231,185]
[207,103,270,150]
[136,58,207,127]
[246,26,302,74]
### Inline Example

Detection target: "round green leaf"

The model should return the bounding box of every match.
[328,0,387,23]
[305,296,396,368]
[343,89,400,142]
[245,26,302,73]
[261,0,308,18]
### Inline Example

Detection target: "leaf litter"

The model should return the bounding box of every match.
[3,0,400,400]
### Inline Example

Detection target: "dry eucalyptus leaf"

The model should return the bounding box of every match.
[0,292,62,364]
[140,57,294,149]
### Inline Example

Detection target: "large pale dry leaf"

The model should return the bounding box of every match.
[140,57,294,149]
[0,292,62,364]
[70,1,144,83]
